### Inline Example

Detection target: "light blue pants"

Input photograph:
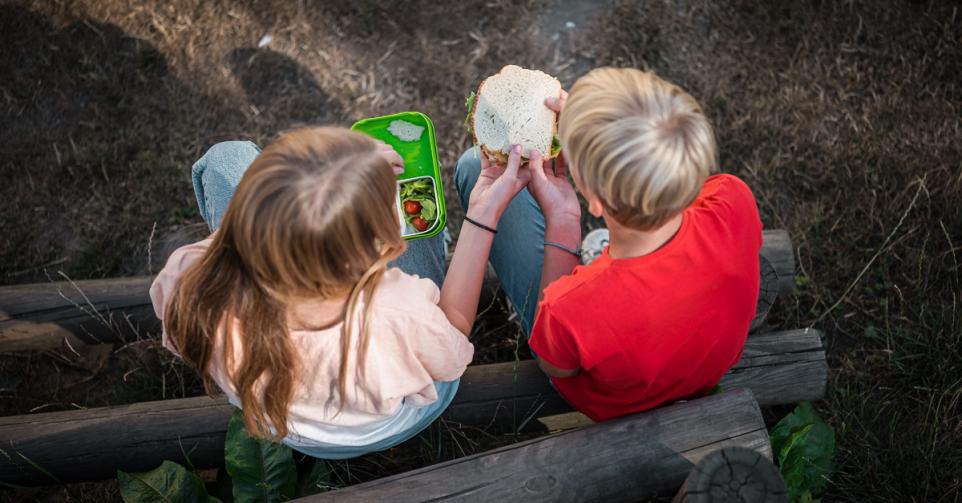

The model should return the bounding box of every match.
[454,147,546,336]
[191,140,457,459]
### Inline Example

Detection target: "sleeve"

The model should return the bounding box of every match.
[725,175,764,250]
[528,302,581,370]
[412,305,475,382]
[701,174,763,247]
[148,239,212,356]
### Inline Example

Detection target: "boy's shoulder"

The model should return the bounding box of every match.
[541,173,759,314]
[693,173,758,216]
[541,257,615,309]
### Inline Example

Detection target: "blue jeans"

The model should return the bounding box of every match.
[191,140,456,459]
[454,147,546,336]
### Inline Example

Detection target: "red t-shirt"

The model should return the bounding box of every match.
[529,174,763,422]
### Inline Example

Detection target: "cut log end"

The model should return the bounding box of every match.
[673,446,787,503]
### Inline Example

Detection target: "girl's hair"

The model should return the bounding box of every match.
[164,127,405,440]
[559,68,718,230]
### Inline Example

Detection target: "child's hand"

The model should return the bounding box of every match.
[545,89,568,115]
[466,145,532,229]
[527,149,581,229]
[376,140,404,175]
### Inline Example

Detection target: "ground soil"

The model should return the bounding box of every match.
[1,0,960,501]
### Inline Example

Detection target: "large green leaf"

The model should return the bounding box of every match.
[118,460,219,503]
[770,402,835,503]
[225,408,297,503]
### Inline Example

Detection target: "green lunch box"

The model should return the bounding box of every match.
[351,112,447,241]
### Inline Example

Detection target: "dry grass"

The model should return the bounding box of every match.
[1,0,960,501]
[584,1,962,500]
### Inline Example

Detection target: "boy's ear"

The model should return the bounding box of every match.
[586,194,605,218]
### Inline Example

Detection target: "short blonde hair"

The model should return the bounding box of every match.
[559,68,717,230]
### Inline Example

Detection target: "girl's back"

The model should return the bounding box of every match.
[150,128,473,458]
[151,240,471,448]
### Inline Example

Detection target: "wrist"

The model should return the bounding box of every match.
[544,204,581,226]
[545,219,581,249]
[466,203,503,229]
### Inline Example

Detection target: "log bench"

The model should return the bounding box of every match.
[297,389,769,502]
[0,329,825,486]
[0,230,796,353]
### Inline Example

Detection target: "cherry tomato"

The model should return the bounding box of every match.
[404,200,422,215]
[412,217,429,232]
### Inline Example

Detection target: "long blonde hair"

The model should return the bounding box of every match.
[164,127,405,439]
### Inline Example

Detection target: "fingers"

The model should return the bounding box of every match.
[479,151,498,177]
[516,165,533,186]
[376,140,404,174]
[553,152,567,178]
[528,148,544,178]
[388,150,404,174]
[504,144,522,178]
[530,150,549,183]
[544,89,568,113]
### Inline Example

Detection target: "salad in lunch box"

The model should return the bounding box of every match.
[399,177,439,234]
[351,112,447,240]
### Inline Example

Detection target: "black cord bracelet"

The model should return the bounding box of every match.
[464,216,498,234]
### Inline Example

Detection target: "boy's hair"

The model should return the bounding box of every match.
[164,127,405,440]
[559,68,717,230]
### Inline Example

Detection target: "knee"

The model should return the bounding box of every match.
[204,140,261,166]
[193,140,261,182]
[454,146,482,199]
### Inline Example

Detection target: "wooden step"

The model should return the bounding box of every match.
[298,389,769,502]
[0,230,794,352]
[0,329,824,486]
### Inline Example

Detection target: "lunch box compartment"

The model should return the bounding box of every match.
[351,112,447,240]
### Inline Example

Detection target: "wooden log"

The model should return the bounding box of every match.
[760,229,795,298]
[0,276,157,352]
[673,447,787,503]
[0,230,794,352]
[300,389,769,502]
[0,330,824,486]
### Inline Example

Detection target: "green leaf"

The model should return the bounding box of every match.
[118,460,219,503]
[550,134,561,157]
[418,198,437,221]
[225,409,297,503]
[207,467,234,503]
[770,402,835,503]
[295,457,333,497]
[464,91,476,135]
[399,179,432,200]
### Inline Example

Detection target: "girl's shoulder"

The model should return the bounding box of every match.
[369,267,443,313]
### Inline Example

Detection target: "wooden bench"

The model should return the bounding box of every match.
[0,329,824,486]
[295,389,769,502]
[0,230,795,353]
[0,228,809,496]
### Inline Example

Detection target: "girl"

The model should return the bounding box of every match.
[150,127,529,458]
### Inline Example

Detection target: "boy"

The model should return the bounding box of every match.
[455,67,762,422]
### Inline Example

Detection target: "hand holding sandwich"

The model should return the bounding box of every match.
[467,145,532,229]
[529,92,583,301]
[528,92,580,235]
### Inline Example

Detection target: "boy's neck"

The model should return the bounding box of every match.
[605,213,684,260]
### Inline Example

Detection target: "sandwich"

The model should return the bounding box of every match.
[465,65,563,164]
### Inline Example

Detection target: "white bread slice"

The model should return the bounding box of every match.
[471,65,561,162]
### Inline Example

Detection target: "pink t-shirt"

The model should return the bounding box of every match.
[149,239,473,446]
